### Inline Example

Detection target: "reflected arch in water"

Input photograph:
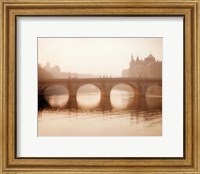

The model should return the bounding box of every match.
[110,83,135,109]
[43,85,69,108]
[76,84,101,109]
[146,97,162,110]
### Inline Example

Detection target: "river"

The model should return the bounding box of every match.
[38,87,162,136]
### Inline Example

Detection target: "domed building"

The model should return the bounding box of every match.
[144,54,155,64]
[122,54,162,78]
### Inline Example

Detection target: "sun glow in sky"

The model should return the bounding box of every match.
[38,38,162,76]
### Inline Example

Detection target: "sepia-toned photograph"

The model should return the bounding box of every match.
[38,37,162,136]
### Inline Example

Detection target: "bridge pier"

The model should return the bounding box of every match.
[99,95,112,111]
[135,86,147,98]
[67,95,78,109]
[67,84,78,109]
[100,84,111,99]
[135,87,147,110]
[137,96,147,111]
[125,95,147,111]
[97,84,112,111]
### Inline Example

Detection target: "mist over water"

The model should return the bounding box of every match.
[38,85,162,136]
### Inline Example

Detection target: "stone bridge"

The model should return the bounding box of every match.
[38,77,162,108]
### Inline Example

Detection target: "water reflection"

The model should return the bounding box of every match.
[39,89,162,136]
[53,92,162,112]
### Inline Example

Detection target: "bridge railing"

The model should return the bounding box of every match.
[39,77,162,83]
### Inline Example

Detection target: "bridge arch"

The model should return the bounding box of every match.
[146,83,162,97]
[76,83,102,95]
[76,84,101,107]
[42,84,69,108]
[39,83,69,95]
[110,82,139,96]
[110,83,136,109]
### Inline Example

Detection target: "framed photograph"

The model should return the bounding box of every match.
[0,0,199,173]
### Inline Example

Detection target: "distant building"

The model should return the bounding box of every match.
[41,62,99,79]
[43,62,78,79]
[122,54,162,78]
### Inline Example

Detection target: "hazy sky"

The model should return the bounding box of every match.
[38,38,162,76]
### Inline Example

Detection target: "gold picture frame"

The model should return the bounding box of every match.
[0,0,199,173]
